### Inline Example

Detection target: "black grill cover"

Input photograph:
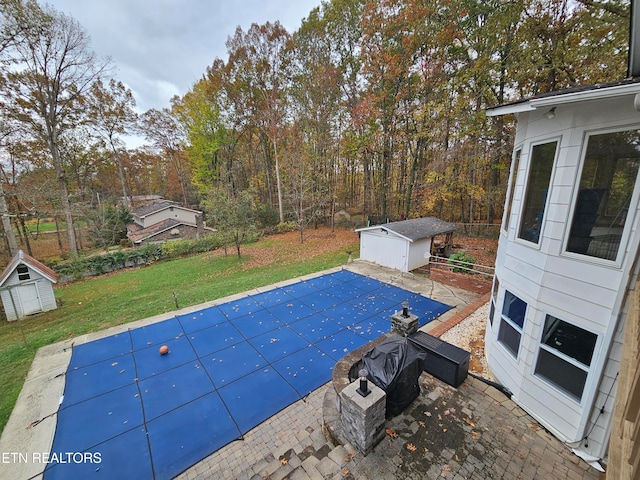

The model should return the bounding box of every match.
[362,335,427,418]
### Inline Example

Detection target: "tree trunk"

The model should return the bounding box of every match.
[273,137,284,223]
[18,215,32,256]
[0,180,18,256]
[49,130,78,257]
[110,136,129,206]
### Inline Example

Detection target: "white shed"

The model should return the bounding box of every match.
[0,250,58,321]
[355,217,457,272]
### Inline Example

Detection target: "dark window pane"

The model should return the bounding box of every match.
[498,318,521,358]
[502,291,526,329]
[541,316,597,367]
[535,348,588,400]
[17,265,30,281]
[518,141,557,243]
[567,130,640,261]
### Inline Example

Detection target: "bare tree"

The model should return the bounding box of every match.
[86,78,137,206]
[1,4,110,257]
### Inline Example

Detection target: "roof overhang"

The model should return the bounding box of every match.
[487,81,640,117]
[355,225,413,242]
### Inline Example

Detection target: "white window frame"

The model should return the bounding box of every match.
[516,137,561,249]
[497,290,527,360]
[502,148,522,236]
[563,126,640,268]
[533,313,600,404]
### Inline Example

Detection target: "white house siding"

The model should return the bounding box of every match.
[359,230,408,271]
[407,237,431,271]
[486,94,640,459]
[0,268,56,321]
[142,207,198,228]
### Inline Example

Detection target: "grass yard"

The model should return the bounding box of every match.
[0,227,359,435]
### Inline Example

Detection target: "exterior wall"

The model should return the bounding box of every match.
[140,207,199,228]
[0,267,56,321]
[486,94,640,459]
[138,224,202,245]
[607,274,640,479]
[359,230,409,271]
[407,237,431,271]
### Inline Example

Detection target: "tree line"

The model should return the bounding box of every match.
[0,0,630,259]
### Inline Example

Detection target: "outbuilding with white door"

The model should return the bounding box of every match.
[0,250,58,321]
[355,217,457,273]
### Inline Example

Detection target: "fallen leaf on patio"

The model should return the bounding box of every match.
[342,467,350,474]
[471,431,480,440]
[418,421,426,427]
[450,408,456,414]
[280,458,288,465]
[442,428,447,433]
[385,428,398,439]
[348,451,356,459]
[442,465,452,472]
[424,411,432,417]
[529,423,541,431]
[464,417,475,428]
[406,443,417,452]
[444,409,450,415]
[455,454,460,462]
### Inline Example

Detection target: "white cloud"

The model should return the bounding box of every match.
[49,0,322,112]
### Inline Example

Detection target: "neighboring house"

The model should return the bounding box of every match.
[0,250,57,321]
[355,217,456,272]
[127,200,211,246]
[485,77,640,470]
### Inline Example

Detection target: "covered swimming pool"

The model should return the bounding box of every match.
[44,270,452,479]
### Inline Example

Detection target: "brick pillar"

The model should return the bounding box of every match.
[339,380,386,455]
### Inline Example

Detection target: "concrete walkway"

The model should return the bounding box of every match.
[0,260,603,479]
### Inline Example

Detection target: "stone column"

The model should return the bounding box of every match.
[339,380,386,455]
[391,310,419,336]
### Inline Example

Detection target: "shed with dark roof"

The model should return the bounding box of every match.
[0,250,58,321]
[355,217,456,272]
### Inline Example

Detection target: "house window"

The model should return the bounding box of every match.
[16,265,30,281]
[535,315,598,401]
[498,290,526,358]
[518,141,558,244]
[566,129,640,262]
[489,276,500,327]
[503,149,521,232]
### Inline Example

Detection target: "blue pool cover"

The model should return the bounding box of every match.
[44,270,452,479]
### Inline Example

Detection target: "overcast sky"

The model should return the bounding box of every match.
[48,0,323,113]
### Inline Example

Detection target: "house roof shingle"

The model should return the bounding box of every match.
[356,217,457,242]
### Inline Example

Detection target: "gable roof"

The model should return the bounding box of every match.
[355,217,457,242]
[0,250,57,287]
[132,200,201,218]
[127,218,183,244]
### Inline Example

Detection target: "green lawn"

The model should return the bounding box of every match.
[0,241,359,434]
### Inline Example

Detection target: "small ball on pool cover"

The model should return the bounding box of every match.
[159,345,169,355]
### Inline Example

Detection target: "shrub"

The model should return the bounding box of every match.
[276,221,297,234]
[448,250,476,273]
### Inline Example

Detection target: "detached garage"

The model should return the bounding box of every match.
[356,217,456,273]
[0,250,58,321]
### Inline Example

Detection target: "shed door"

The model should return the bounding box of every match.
[18,283,42,316]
